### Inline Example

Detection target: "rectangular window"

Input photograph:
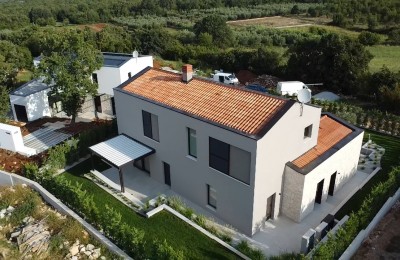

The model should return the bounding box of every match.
[92,73,98,83]
[304,124,313,138]
[209,137,229,174]
[209,137,251,184]
[142,110,159,141]
[188,128,197,158]
[128,72,132,78]
[207,184,217,209]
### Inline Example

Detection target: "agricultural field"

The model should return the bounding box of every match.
[367,45,400,73]
[227,15,330,28]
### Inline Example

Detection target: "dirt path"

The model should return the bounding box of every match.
[353,200,400,259]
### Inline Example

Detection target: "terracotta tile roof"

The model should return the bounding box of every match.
[120,68,289,136]
[292,115,353,168]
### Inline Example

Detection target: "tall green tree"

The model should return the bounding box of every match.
[286,33,372,94]
[37,31,102,123]
[0,86,10,122]
[193,15,235,48]
[0,40,32,87]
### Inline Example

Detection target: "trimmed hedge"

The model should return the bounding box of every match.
[23,163,184,259]
[312,167,400,259]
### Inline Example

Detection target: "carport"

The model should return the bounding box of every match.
[89,134,155,192]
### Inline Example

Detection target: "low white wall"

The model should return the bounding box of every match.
[0,170,132,260]
[299,132,363,222]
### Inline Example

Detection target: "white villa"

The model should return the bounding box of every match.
[89,64,364,236]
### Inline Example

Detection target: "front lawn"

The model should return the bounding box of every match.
[335,130,400,219]
[58,159,238,259]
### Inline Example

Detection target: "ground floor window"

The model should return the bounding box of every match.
[207,184,217,209]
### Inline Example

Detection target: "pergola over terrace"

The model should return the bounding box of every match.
[89,134,155,192]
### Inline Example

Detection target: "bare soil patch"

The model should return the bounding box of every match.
[227,15,331,28]
[77,23,107,32]
[353,200,400,259]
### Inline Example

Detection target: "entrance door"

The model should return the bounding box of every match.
[163,162,171,186]
[94,95,102,113]
[14,104,28,122]
[328,172,337,196]
[266,193,275,220]
[315,180,324,204]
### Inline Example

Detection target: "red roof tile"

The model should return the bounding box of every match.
[121,68,288,136]
[292,115,353,168]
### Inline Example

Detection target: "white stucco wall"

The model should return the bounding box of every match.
[282,130,364,222]
[114,89,257,235]
[95,56,153,96]
[95,67,122,96]
[119,56,153,87]
[10,89,51,122]
[252,103,321,233]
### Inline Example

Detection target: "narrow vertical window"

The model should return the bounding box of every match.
[304,124,313,138]
[188,128,197,158]
[142,110,159,141]
[128,72,132,78]
[207,184,217,209]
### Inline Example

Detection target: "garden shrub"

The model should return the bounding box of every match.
[312,167,400,259]
[235,240,265,260]
[152,239,184,260]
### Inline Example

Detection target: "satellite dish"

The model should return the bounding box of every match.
[132,50,139,58]
[297,88,312,103]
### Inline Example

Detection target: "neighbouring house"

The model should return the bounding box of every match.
[11,52,153,122]
[9,78,53,122]
[91,52,153,115]
[90,65,363,236]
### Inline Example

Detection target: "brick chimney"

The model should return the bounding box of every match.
[182,64,193,83]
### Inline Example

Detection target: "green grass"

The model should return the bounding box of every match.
[367,45,400,73]
[58,160,238,260]
[335,130,400,219]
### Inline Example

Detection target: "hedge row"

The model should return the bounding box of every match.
[24,163,184,259]
[312,167,400,259]
[312,99,400,137]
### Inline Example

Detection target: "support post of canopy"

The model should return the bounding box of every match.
[119,167,125,193]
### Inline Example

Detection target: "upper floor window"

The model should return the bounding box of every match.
[142,110,159,141]
[128,72,132,78]
[209,137,250,184]
[304,124,313,139]
[188,128,197,158]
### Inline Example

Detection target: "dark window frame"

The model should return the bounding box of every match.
[304,124,313,138]
[128,72,132,78]
[207,184,217,209]
[187,127,197,158]
[209,137,230,175]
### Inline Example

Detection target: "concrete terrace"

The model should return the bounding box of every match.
[91,165,371,257]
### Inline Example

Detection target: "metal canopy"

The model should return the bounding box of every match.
[89,135,154,168]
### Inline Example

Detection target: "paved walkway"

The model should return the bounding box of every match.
[250,170,369,256]
[94,167,370,256]
[100,167,173,203]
